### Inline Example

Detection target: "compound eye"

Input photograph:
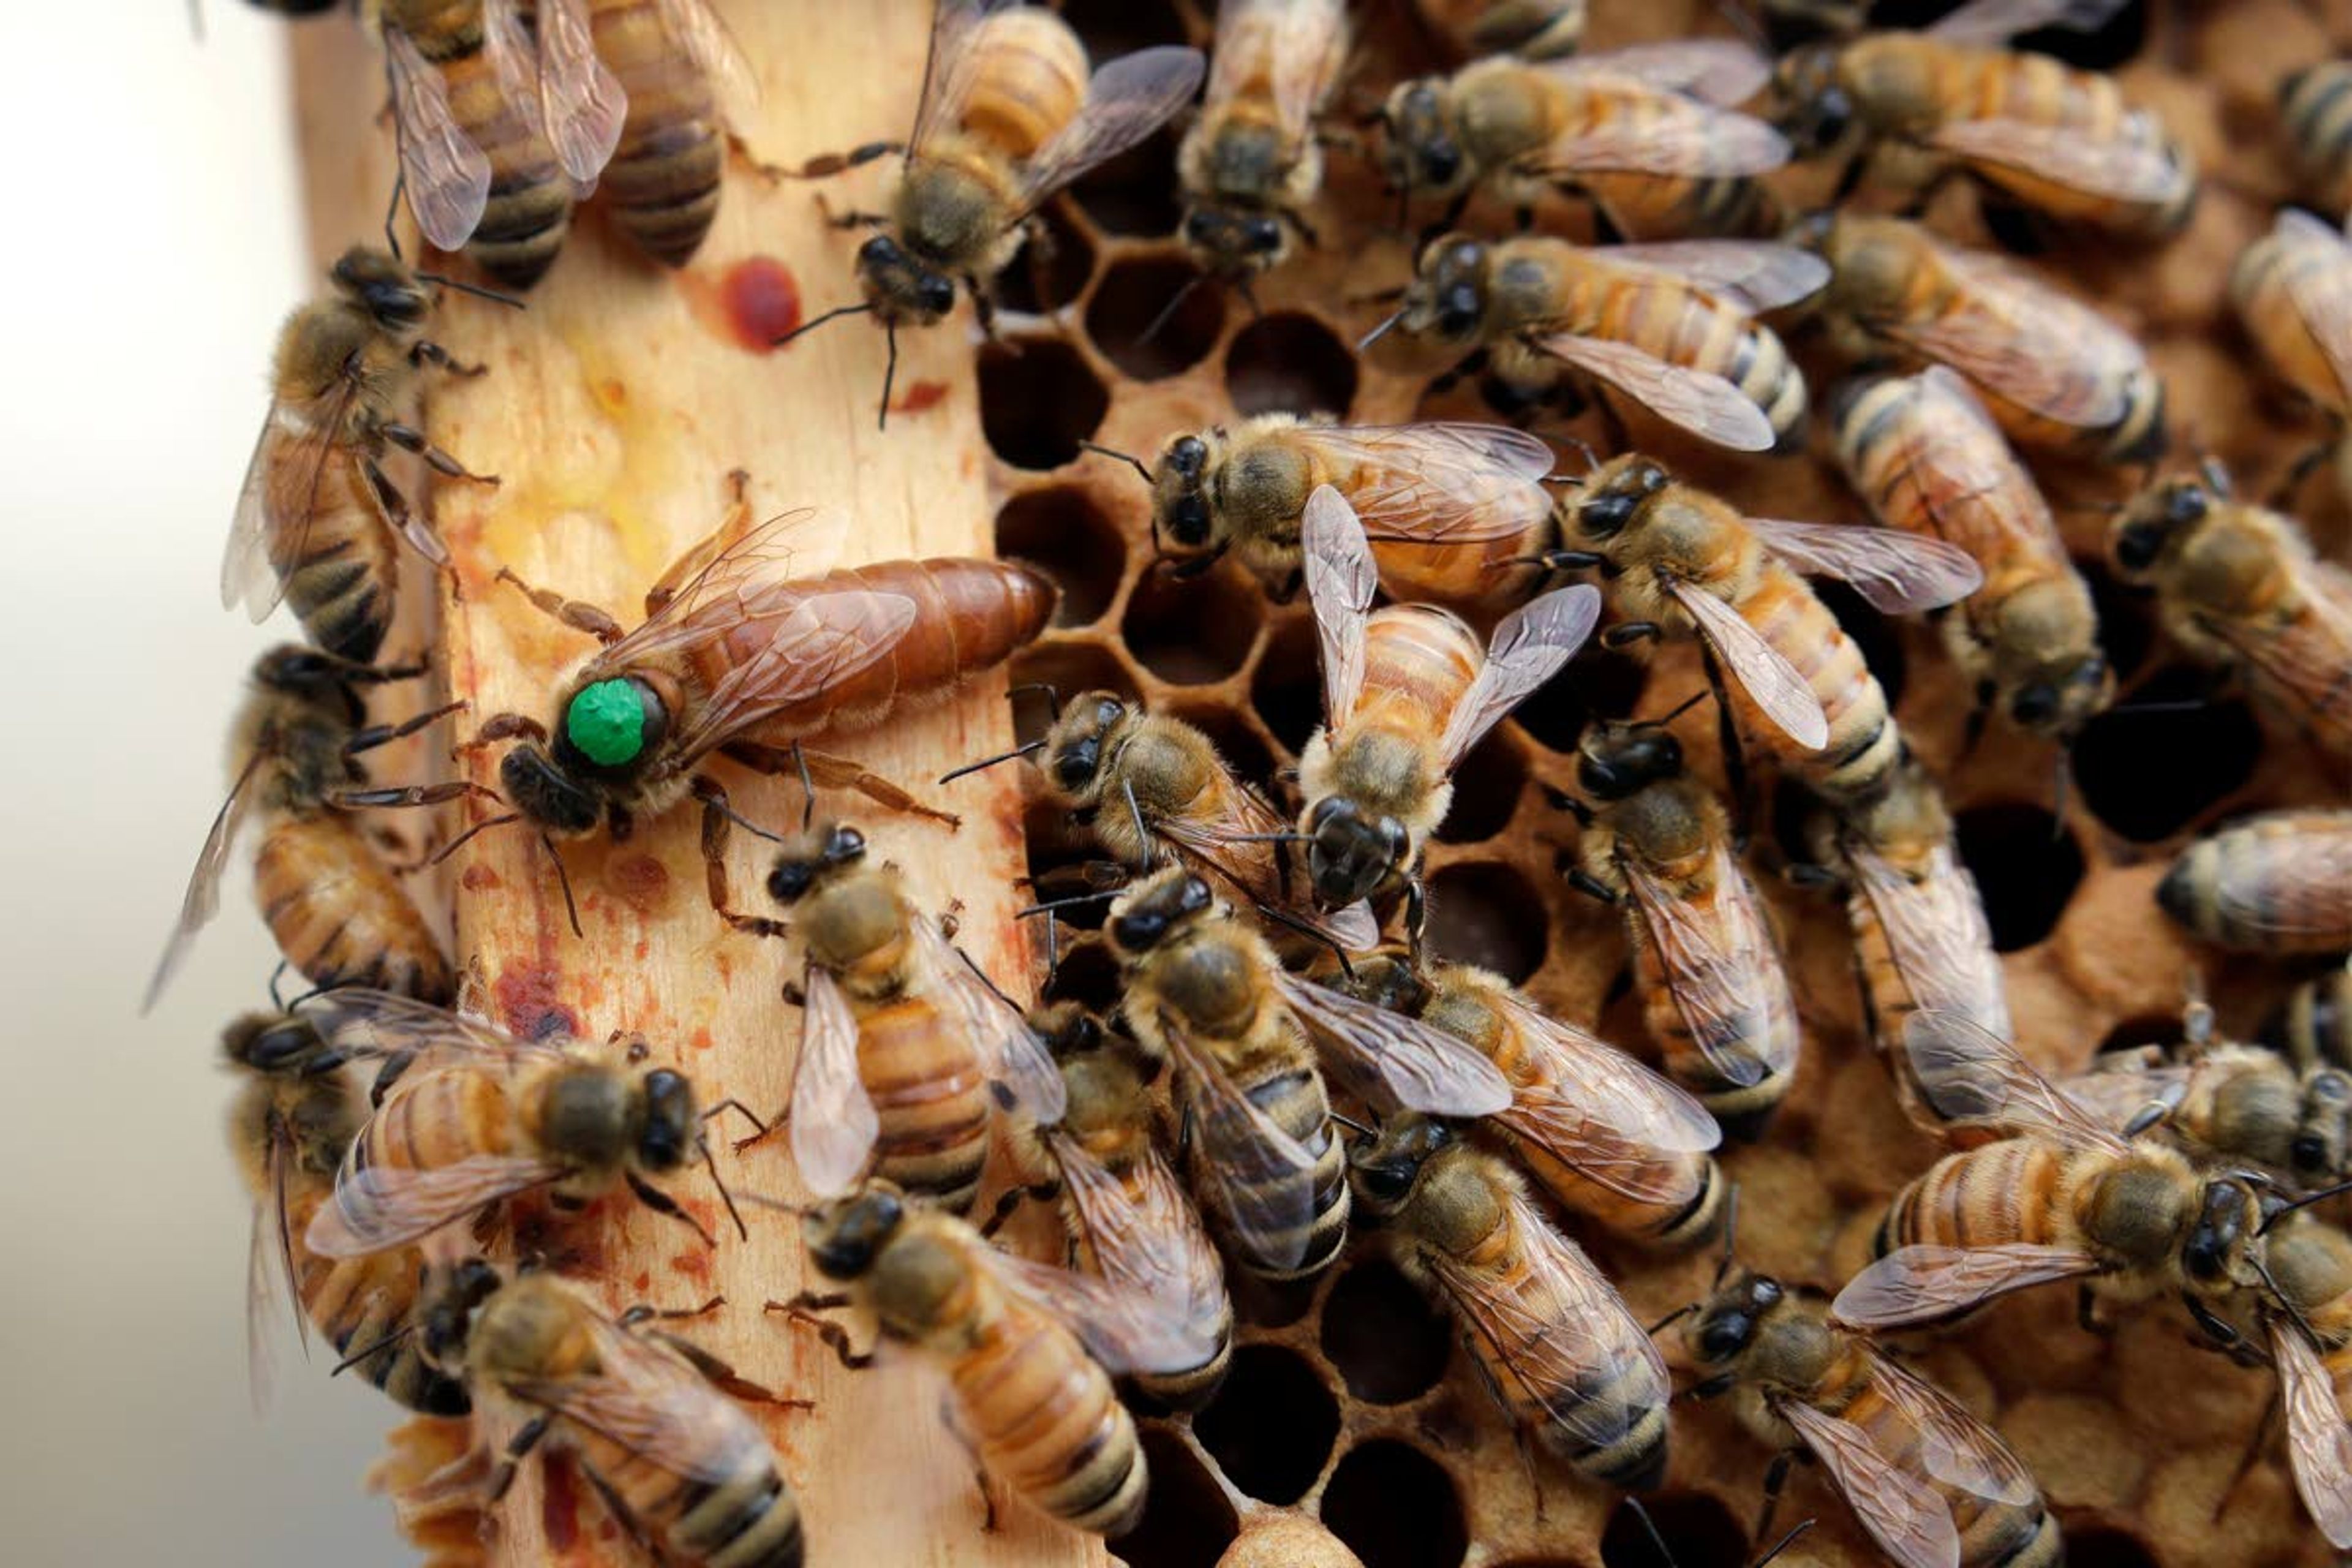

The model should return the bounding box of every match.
[917,273,957,314]
[1354,1159,1413,1204]
[1178,876,1213,916]
[1245,216,1282,254]
[1182,208,1218,245]
[1170,496,1211,545]
[1580,492,1636,538]
[2165,485,2210,527]
[2113,522,2164,572]
[857,234,901,268]
[1423,142,1461,186]
[1379,819,1411,858]
[1171,435,1208,476]
[827,826,867,863]
[1054,736,1101,790]
[1092,696,1125,728]
[768,860,816,903]
[1436,282,1480,337]
[1697,1314,1748,1362]
[2011,685,2059,727]
[1811,88,1852,148]
[1111,910,1167,949]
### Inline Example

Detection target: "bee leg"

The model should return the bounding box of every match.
[2073,1283,2115,1337]
[1283,207,1322,249]
[691,776,795,941]
[812,190,892,230]
[967,278,1004,344]
[2266,439,2332,510]
[1696,646,1753,849]
[329,779,507,813]
[640,1325,819,1411]
[344,698,470,759]
[1564,869,1618,906]
[748,744,964,831]
[1961,685,1994,760]
[767,1295,876,1369]
[492,566,627,646]
[627,1172,719,1248]
[409,338,487,379]
[2212,1392,2280,1525]
[978,1183,1037,1240]
[377,422,497,486]
[1425,349,1487,399]
[1754,1447,1801,1547]
[1404,874,1428,965]
[937,1397,1003,1533]
[575,1463,662,1562]
[484,1414,556,1505]
[725,129,791,184]
[784,141,903,181]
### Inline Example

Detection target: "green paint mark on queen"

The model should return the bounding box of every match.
[566,679,645,767]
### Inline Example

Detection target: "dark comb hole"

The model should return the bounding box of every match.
[1599,1493,1747,1568]
[2097,1012,2183,1057]
[1978,197,2055,258]
[1116,1427,1237,1566]
[1320,1259,1452,1404]
[1123,560,1261,684]
[2071,665,2260,843]
[1039,937,1121,1014]
[1168,702,1276,790]
[1819,579,1905,713]
[2062,1528,2160,1568]
[1194,1345,1341,1506]
[1953,803,2084,952]
[1088,255,1225,380]
[1426,860,1547,982]
[996,205,1093,317]
[2013,0,2147,68]
[1251,615,1322,758]
[1058,0,1191,59]
[1230,1269,1322,1330]
[1022,799,1114,935]
[979,338,1108,470]
[1321,1439,1468,1568]
[1432,731,1524,845]
[1226,312,1360,420]
[1514,647,1652,753]
[2080,559,2155,683]
[995,486,1127,628]
[1071,127,1184,237]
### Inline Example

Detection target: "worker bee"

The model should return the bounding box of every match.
[952,688,1375,952]
[790,1,1202,421]
[2156,810,2352,957]
[993,1005,1234,1410]
[145,647,462,1013]
[1773,0,2196,237]
[1349,1116,1673,1490]
[1334,953,1727,1248]
[2282,62,2352,222]
[1298,486,1599,917]
[225,1011,471,1416]
[420,1261,805,1567]
[1413,0,1585,62]
[2231,207,2352,505]
[2250,1211,2352,1551]
[1545,454,1980,808]
[1106,867,1511,1279]
[785,1181,1218,1539]
[1680,1259,2059,1568]
[297,989,741,1258]
[370,0,574,285]
[1834,1010,2272,1341]
[1804,214,2168,465]
[222,247,489,665]
[1567,715,1802,1137]
[1831,367,2112,741]
[1368,231,1826,451]
[1373,40,1792,239]
[2271,963,2352,1077]
[473,505,1055,842]
[1801,752,2012,1133]
[1176,0,1349,279]
[695,809,1067,1213]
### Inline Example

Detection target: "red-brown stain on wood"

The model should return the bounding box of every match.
[892,379,948,415]
[608,852,672,916]
[496,956,581,1042]
[686,255,804,352]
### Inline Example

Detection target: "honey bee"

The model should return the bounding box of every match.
[1773,0,2196,237]
[785,1180,1218,1539]
[1298,486,1599,916]
[1334,952,1727,1248]
[1176,0,1348,279]
[1831,367,2112,740]
[2062,1018,2352,1194]
[1801,751,2011,1133]
[1567,715,1802,1138]
[954,688,1376,951]
[2156,810,2352,957]
[993,1004,1234,1409]
[1349,1116,1673,1490]
[221,247,491,665]
[2282,63,2352,222]
[1546,454,1980,809]
[1681,1262,2059,1568]
[371,0,574,285]
[694,810,1067,1213]
[1370,231,1826,450]
[790,1,1202,421]
[1374,40,1792,239]
[297,989,741,1258]
[1413,0,1585,62]
[420,1260,806,1567]
[145,647,463,1013]
[2230,208,2352,498]
[474,505,1055,842]
[225,1011,471,1416]
[2252,1212,2352,1550]
[1105,867,1511,1279]
[1834,1010,2272,1341]
[2271,963,2352,1077]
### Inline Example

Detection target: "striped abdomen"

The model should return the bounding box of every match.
[284,1186,469,1414]
[1733,561,1896,805]
[573,1388,804,1568]
[1846,845,2010,1077]
[1943,48,2194,234]
[1213,1063,1349,1280]
[1877,1139,2068,1257]
[594,0,724,266]
[2283,62,2352,220]
[1625,848,1799,1138]
[1340,607,1483,783]
[1582,269,1808,450]
[951,1288,1147,1536]
[2274,967,2352,1075]
[854,993,991,1214]
[1583,169,1776,240]
[407,12,572,287]
[335,1061,517,1242]
[260,431,399,665]
[252,814,454,1003]
[958,7,1089,164]
[1063,1156,1235,1411]
[2231,221,2351,417]
[2158,811,2352,956]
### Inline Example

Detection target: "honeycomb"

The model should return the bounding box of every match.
[336,0,2352,1564]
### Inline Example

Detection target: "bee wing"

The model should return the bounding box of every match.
[1600,242,1830,314]
[983,1246,1225,1375]
[624,508,842,657]
[1867,369,2069,560]
[2271,1314,2352,1550]
[383,24,494,252]
[222,376,371,622]
[1622,854,1793,1091]
[1302,484,1376,726]
[1928,0,2134,47]
[1153,776,1378,951]
[914,916,1067,1123]
[1013,45,1207,216]
[1846,842,2012,1044]
[246,1121,306,1414]
[1926,114,2185,206]
[142,752,267,1015]
[530,0,628,183]
[1902,1009,2129,1150]
[1488,989,1722,1200]
[1662,581,1831,750]
[1531,86,1790,178]
[1887,248,2140,430]
[660,0,761,119]
[1050,1133,1229,1341]
[512,1314,772,1485]
[1439,585,1600,768]
[1531,333,1778,453]
[304,987,567,1070]
[1275,970,1515,1117]
[1745,518,1983,614]
[908,0,1011,160]
[1159,1012,1320,1273]
[1776,1397,1966,1568]
[1210,0,1346,148]
[668,590,919,762]
[1283,423,1556,545]
[1866,1351,2039,1507]
[1539,39,1772,106]
[1830,1242,2104,1329]
[2056,1056,2191,1135]
[2200,575,2352,740]
[788,965,880,1198]
[2276,208,2352,399]
[306,1153,568,1258]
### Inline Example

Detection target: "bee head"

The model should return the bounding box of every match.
[2182,1178,2261,1286]
[1182,206,1288,276]
[767,822,867,904]
[1577,722,1684,801]
[855,234,958,327]
[1402,233,1488,342]
[1773,44,1852,154]
[2111,479,2210,577]
[1690,1270,1784,1365]
[1150,433,1217,554]
[420,1257,505,1370]
[632,1065,699,1174]
[1030,1002,1105,1061]
[1046,692,1131,798]
[221,1011,342,1076]
[2010,650,2113,740]
[1346,1115,1453,1215]
[1378,78,1466,198]
[1305,794,1409,907]
[807,1184,907,1280]
[1572,460,1668,541]
[1108,871,1215,955]
[330,246,431,334]
[499,742,606,839]
[2293,1070,2351,1185]
[252,643,370,723]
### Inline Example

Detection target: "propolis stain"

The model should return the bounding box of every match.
[708,256,801,352]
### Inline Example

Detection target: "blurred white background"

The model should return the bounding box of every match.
[0,6,406,1562]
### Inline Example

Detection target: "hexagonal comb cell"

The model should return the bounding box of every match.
[979,338,1109,470]
[1431,733,1525,845]
[1321,1440,1468,1568]
[2070,665,2261,843]
[1319,1260,1452,1405]
[1118,1428,1240,1568]
[1599,1493,1749,1568]
[1089,255,1226,381]
[1226,312,1360,419]
[1194,1345,1342,1507]
[1954,802,2087,952]
[997,207,1095,318]
[1122,562,1264,685]
[995,485,1128,628]
[1425,860,1548,982]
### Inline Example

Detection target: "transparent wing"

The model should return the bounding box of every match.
[1847,843,2011,1042]
[1533,333,1777,452]
[307,1153,567,1257]
[1286,423,1556,545]
[1779,1399,1966,1568]
[1831,1242,2103,1329]
[481,0,540,110]
[1274,970,1514,1116]
[303,988,566,1071]
[1927,115,2185,205]
[2056,1057,2190,1135]
[1052,1134,1228,1341]
[222,382,369,622]
[914,916,1066,1123]
[1600,242,1830,313]
[143,752,266,1015]
[1540,39,1772,105]
[1531,86,1789,179]
[1623,855,1795,1090]
[2276,208,2352,405]
[625,508,843,657]
[1153,774,1378,951]
[246,1125,306,1414]
[1439,584,1600,767]
[1301,484,1375,727]
[1929,0,2134,47]
[1890,247,2142,429]
[532,0,628,182]
[1747,518,1983,614]
[383,24,494,251]
[1866,368,2068,560]
[1901,1010,2128,1150]
[662,0,762,119]
[510,1313,772,1485]
[985,1245,1226,1375]
[908,0,1009,159]
[1665,580,1830,749]
[1210,0,1346,146]
[788,965,880,1197]
[668,590,919,762]
[1866,1351,2038,1506]
[1014,45,1207,214]
[1488,989,1722,1202]
[2204,575,2352,741]
[2271,1316,2352,1550]
[1161,1014,1319,1273]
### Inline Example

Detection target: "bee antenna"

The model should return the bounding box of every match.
[1645,1301,1700,1338]
[331,1322,416,1378]
[1138,271,1211,348]
[1003,682,1063,722]
[2259,1175,2352,1232]
[2253,1253,2323,1346]
[1077,442,1153,484]
[1624,1496,1683,1568]
[1714,1185,1743,1290]
[1642,689,1713,729]
[1555,432,1602,474]
[2048,750,2070,838]
[382,167,407,262]
[773,301,872,350]
[940,738,1046,785]
[734,1190,821,1219]
[1017,889,1123,919]
[418,273,529,310]
[877,322,900,432]
[541,834,584,938]
[1749,1520,1816,1568]
[1357,307,1405,353]
[428,810,522,867]
[1234,275,1265,326]
[704,1143,750,1242]
[1328,1109,1379,1138]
